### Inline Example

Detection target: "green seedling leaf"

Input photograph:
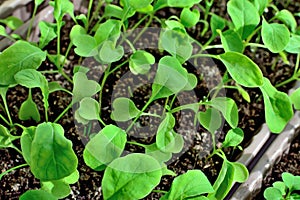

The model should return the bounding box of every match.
[160,29,193,63]
[136,4,153,13]
[251,0,268,15]
[75,14,88,28]
[70,25,86,41]
[231,162,249,183]
[48,82,65,93]
[156,113,184,153]
[262,19,290,53]
[236,85,251,102]
[219,52,263,87]
[0,41,46,86]
[167,0,200,8]
[272,181,286,195]
[52,0,75,21]
[0,16,23,30]
[152,56,188,100]
[0,124,19,149]
[263,187,283,200]
[19,190,57,200]
[161,165,176,176]
[104,4,124,19]
[219,29,244,53]
[102,153,162,200]
[77,97,100,121]
[30,122,78,181]
[290,87,300,110]
[73,34,98,57]
[282,172,300,190]
[260,78,293,133]
[222,128,244,148]
[154,0,168,10]
[129,50,155,75]
[94,19,121,45]
[162,170,214,200]
[275,9,297,33]
[64,170,80,184]
[198,108,222,133]
[111,97,140,121]
[183,73,197,91]
[20,127,36,164]
[285,34,300,54]
[19,92,41,122]
[145,143,172,163]
[14,69,47,89]
[84,125,126,171]
[207,160,235,200]
[205,97,238,128]
[210,14,226,36]
[180,8,200,28]
[38,21,57,49]
[128,0,153,9]
[73,65,90,74]
[41,180,71,199]
[227,0,260,39]
[35,0,45,6]
[0,25,7,36]
[72,72,101,103]
[99,41,124,63]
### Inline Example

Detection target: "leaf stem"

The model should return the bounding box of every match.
[0,163,28,181]
[86,0,94,30]
[190,53,219,59]
[26,3,38,40]
[0,113,10,126]
[153,189,168,194]
[0,92,13,126]
[127,141,146,148]
[54,102,73,123]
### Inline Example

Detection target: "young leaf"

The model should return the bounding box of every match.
[180,8,200,28]
[129,50,155,75]
[128,0,153,9]
[0,16,23,30]
[151,56,188,100]
[0,25,7,36]
[222,128,244,148]
[219,29,244,53]
[111,97,140,122]
[70,25,86,41]
[261,19,290,53]
[290,87,300,110]
[19,190,57,200]
[73,34,98,57]
[77,97,100,121]
[207,160,235,200]
[210,14,226,36]
[104,4,124,19]
[94,19,121,45]
[41,180,71,199]
[98,41,124,63]
[19,92,41,122]
[35,0,44,6]
[75,14,88,28]
[72,72,101,103]
[30,122,78,181]
[183,73,197,91]
[275,9,297,33]
[0,124,19,149]
[227,0,260,39]
[162,170,214,200]
[260,78,293,133]
[102,153,162,200]
[236,85,251,102]
[282,172,300,191]
[285,34,300,54]
[272,181,286,195]
[145,143,172,163]
[38,21,57,49]
[231,162,249,183]
[14,69,47,89]
[160,29,193,63]
[263,187,283,200]
[198,108,222,133]
[251,0,268,15]
[83,125,127,171]
[156,113,184,153]
[52,0,75,21]
[20,127,36,164]
[167,0,200,8]
[0,41,46,86]
[219,52,264,87]
[205,97,238,128]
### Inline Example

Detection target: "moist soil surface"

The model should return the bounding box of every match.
[1,0,300,199]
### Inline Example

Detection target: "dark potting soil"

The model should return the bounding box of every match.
[254,127,300,199]
[1,0,299,199]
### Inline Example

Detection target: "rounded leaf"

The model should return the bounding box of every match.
[222,128,244,148]
[129,50,155,75]
[231,162,249,183]
[20,190,57,200]
[180,8,200,28]
[111,97,140,122]
[128,0,153,9]
[77,97,100,120]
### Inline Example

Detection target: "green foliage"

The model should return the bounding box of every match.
[129,50,155,75]
[290,87,300,109]
[219,30,244,53]
[76,97,100,121]
[198,108,222,133]
[18,92,41,122]
[98,41,124,63]
[0,16,24,30]
[222,128,244,148]
[0,124,19,149]
[275,9,297,33]
[180,8,200,28]
[167,0,200,8]
[20,190,57,200]
[38,21,57,49]
[111,97,140,121]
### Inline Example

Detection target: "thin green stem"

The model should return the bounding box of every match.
[0,113,10,126]
[140,112,161,118]
[108,60,129,75]
[276,54,300,88]
[190,53,219,59]
[127,141,146,148]
[59,68,73,84]
[54,102,73,123]
[26,4,38,40]
[153,190,168,194]
[56,22,62,68]
[86,0,94,30]
[203,44,223,50]
[97,116,106,127]
[245,26,262,43]
[171,103,201,113]
[0,93,12,126]
[40,70,60,74]
[125,39,136,52]
[0,163,28,180]
[245,43,267,49]
[133,14,154,44]
[99,65,111,108]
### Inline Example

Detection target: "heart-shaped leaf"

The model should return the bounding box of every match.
[152,56,188,100]
[41,180,71,199]
[73,34,98,57]
[180,8,200,28]
[145,143,172,163]
[14,69,47,89]
[275,9,297,33]
[77,97,100,121]
[285,34,300,54]
[227,0,260,39]
[83,125,127,171]
[129,50,155,75]
[72,72,101,103]
[52,0,75,21]
[210,14,226,36]
[38,21,57,49]
[102,153,162,200]
[94,19,121,45]
[282,172,300,190]
[198,108,222,133]
[19,92,40,122]
[262,19,290,53]
[98,41,124,63]
[222,128,244,148]
[260,78,293,133]
[219,52,263,87]
[231,162,249,183]
[0,41,46,86]
[111,97,140,121]
[182,73,197,91]
[219,29,244,53]
[264,187,283,200]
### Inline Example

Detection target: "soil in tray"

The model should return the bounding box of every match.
[0,0,299,199]
[254,127,300,199]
